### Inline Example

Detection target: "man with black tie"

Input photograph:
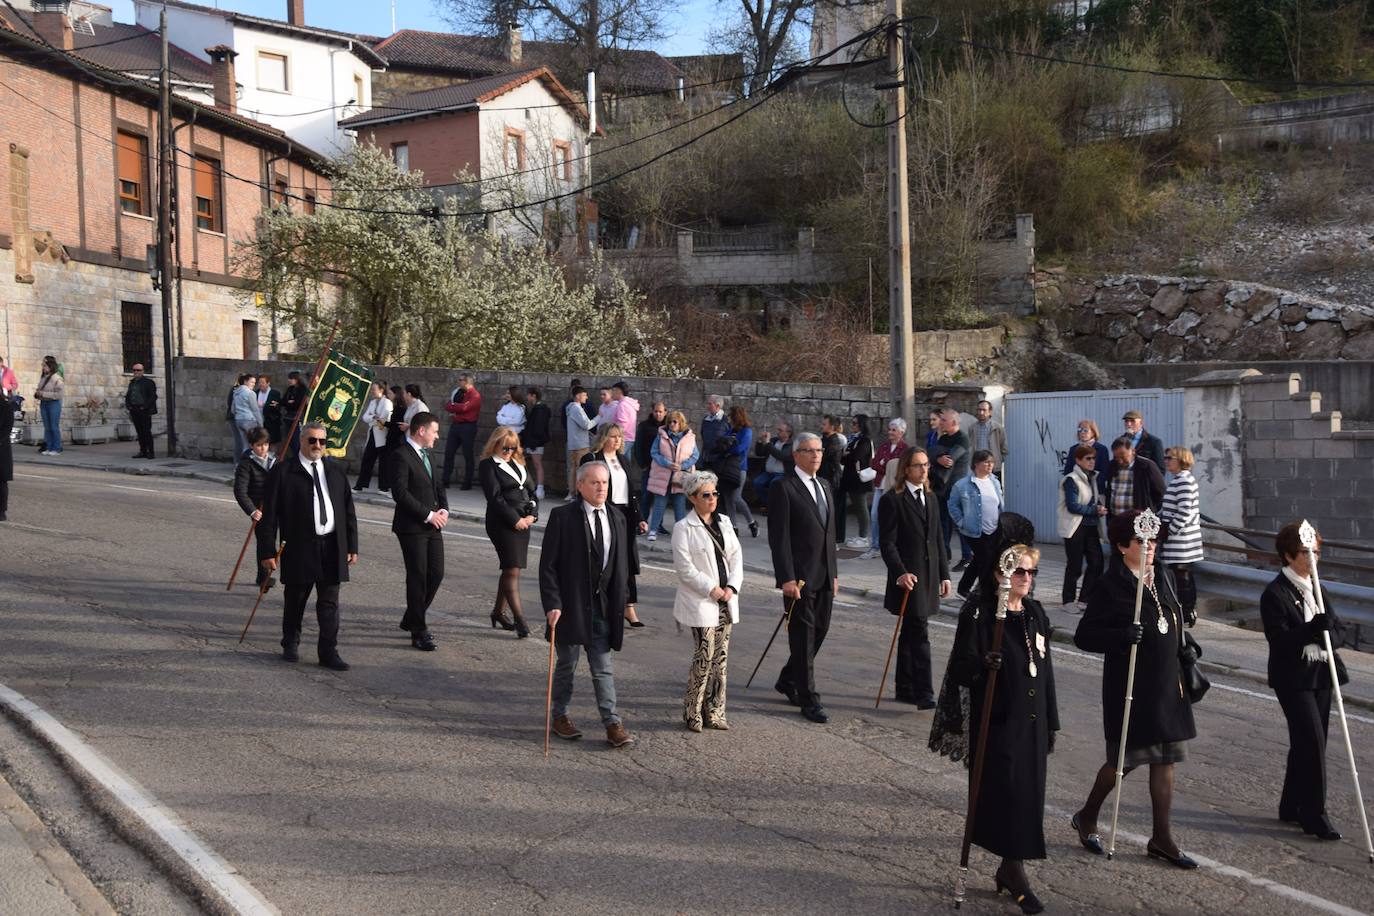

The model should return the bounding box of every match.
[768,432,839,724]
[259,421,358,670]
[541,461,634,748]
[879,447,953,708]
[392,411,448,651]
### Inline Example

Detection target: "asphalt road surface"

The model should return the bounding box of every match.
[1,465,1371,915]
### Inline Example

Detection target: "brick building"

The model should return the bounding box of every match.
[0,19,334,434]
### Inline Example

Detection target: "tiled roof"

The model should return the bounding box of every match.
[371,29,683,94]
[135,0,386,67]
[0,18,214,83]
[339,66,589,129]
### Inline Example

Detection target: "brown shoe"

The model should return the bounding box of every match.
[605,722,634,747]
[551,715,582,741]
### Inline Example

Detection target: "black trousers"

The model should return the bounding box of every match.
[1062,523,1104,603]
[282,535,342,657]
[1170,563,1197,619]
[355,439,383,489]
[0,477,8,517]
[894,610,933,702]
[398,530,445,633]
[442,421,478,487]
[1278,686,1333,819]
[958,531,997,596]
[129,406,155,455]
[777,588,833,708]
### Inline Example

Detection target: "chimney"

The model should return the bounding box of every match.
[206,45,239,113]
[287,0,304,26]
[504,21,521,63]
[33,2,75,52]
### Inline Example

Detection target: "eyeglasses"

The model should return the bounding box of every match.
[305,436,327,445]
[500,445,517,453]
[1076,426,1091,433]
[1011,568,1039,578]
[1165,454,1179,461]
[909,461,930,468]
[697,491,719,499]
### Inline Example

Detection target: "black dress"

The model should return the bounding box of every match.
[480,457,537,569]
[580,450,642,603]
[0,397,12,518]
[948,595,1059,860]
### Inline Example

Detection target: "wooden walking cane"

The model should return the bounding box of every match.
[226,319,341,591]
[1300,520,1374,863]
[238,541,286,643]
[1106,509,1160,860]
[875,588,912,708]
[544,621,558,758]
[745,579,805,690]
[955,547,1018,909]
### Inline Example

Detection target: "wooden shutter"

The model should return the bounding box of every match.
[117,132,148,215]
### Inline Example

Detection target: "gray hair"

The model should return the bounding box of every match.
[887,418,907,433]
[302,421,327,435]
[706,394,724,407]
[795,431,822,448]
[682,469,719,497]
[576,461,610,484]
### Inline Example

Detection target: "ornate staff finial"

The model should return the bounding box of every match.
[1299,519,1318,550]
[998,546,1020,579]
[1134,508,1161,543]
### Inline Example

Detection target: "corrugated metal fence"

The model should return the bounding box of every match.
[1004,388,1184,541]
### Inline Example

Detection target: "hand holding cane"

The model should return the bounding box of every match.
[1299,520,1373,863]
[746,580,805,690]
[238,541,286,643]
[875,587,912,708]
[1107,509,1161,860]
[544,619,558,758]
[955,547,1018,909]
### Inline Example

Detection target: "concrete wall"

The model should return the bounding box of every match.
[1218,91,1374,151]
[1182,369,1258,530]
[1113,360,1374,422]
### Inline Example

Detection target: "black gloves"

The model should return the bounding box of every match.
[1122,623,1144,648]
[1184,607,1198,628]
[1308,614,1334,637]
[982,651,1003,671]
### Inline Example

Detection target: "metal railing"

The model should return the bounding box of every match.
[690,224,794,252]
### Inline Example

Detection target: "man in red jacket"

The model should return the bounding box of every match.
[441,373,482,490]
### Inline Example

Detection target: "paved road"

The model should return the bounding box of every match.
[1,465,1371,915]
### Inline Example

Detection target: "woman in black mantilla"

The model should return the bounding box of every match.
[1072,509,1198,869]
[947,544,1058,915]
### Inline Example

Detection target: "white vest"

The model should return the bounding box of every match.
[1056,467,1095,538]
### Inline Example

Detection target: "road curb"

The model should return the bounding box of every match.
[0,771,115,916]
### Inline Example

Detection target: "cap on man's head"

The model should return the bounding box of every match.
[1122,410,1143,421]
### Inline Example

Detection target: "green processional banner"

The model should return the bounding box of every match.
[302,349,374,458]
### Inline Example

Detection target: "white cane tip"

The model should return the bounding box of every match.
[1106,852,1114,860]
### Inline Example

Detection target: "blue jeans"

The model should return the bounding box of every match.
[753,471,783,505]
[649,492,687,532]
[230,422,249,465]
[869,487,882,550]
[552,612,619,726]
[40,399,62,452]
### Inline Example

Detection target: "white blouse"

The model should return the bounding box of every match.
[601,452,629,506]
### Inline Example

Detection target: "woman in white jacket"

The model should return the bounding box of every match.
[672,470,744,732]
[353,380,393,492]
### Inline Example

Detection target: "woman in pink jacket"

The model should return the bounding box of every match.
[646,410,699,541]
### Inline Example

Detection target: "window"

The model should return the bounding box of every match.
[193,155,223,232]
[391,142,409,172]
[121,301,153,371]
[352,73,364,108]
[303,193,316,214]
[552,140,572,182]
[272,176,288,209]
[242,320,260,360]
[257,51,288,92]
[504,128,525,170]
[116,131,149,215]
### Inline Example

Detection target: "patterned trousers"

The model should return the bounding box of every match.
[684,603,732,727]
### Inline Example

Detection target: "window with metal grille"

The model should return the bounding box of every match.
[194,155,222,232]
[117,131,149,215]
[392,142,409,172]
[121,301,153,371]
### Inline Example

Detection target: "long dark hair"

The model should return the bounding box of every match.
[853,413,871,439]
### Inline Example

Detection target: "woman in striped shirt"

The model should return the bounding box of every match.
[1160,446,1203,625]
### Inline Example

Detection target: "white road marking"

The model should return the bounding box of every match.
[15,472,60,480]
[109,484,163,494]
[2,521,70,535]
[0,683,276,916]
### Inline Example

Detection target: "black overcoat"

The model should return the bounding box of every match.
[948,594,1059,860]
[0,397,12,482]
[539,500,629,651]
[878,485,948,615]
[1259,573,1350,693]
[257,457,359,586]
[1074,561,1196,748]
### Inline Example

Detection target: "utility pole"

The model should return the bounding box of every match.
[885,0,915,434]
[157,10,178,456]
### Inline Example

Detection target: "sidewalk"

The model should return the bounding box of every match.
[0,772,114,916]
[14,440,1374,709]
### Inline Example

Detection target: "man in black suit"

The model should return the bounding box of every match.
[259,421,358,670]
[879,447,952,707]
[541,462,635,748]
[391,411,449,651]
[767,432,839,724]
[257,375,283,444]
[1106,436,1165,519]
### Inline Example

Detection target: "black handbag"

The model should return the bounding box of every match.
[1178,630,1210,704]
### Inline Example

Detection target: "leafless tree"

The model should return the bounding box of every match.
[708,0,813,95]
[437,0,671,74]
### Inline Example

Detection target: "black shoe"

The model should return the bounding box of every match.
[490,609,516,631]
[748,521,759,538]
[995,876,1044,915]
[1146,839,1198,869]
[1300,815,1342,841]
[0,512,6,522]
[282,645,299,663]
[352,484,365,491]
[657,525,669,536]
[952,558,969,572]
[774,682,800,707]
[319,655,350,671]
[915,698,936,710]
[514,616,531,639]
[412,632,437,651]
[800,705,829,724]
[1072,813,1104,855]
[893,691,920,705]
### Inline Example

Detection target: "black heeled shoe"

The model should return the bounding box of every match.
[490,609,515,631]
[1300,815,1342,841]
[513,616,531,639]
[1071,813,1104,855]
[1146,839,1199,869]
[748,521,759,538]
[994,877,1044,914]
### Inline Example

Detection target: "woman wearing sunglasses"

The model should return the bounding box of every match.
[478,426,538,638]
[581,424,649,627]
[947,544,1058,914]
[671,470,743,732]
